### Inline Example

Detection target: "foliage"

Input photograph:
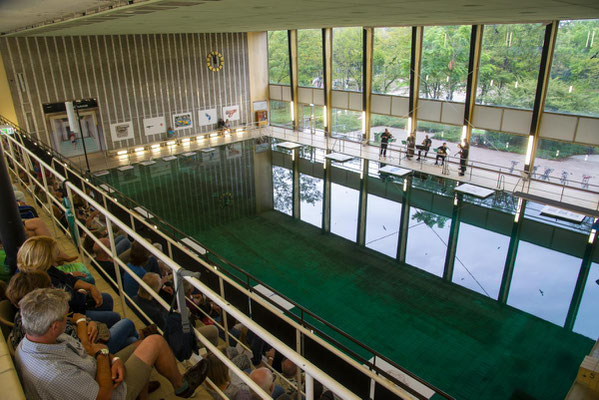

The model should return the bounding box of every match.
[417,121,461,143]
[268,31,290,85]
[331,109,361,134]
[298,29,323,87]
[373,27,411,95]
[332,27,363,91]
[270,101,292,127]
[411,210,449,229]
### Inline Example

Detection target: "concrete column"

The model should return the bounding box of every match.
[443,193,463,282]
[356,159,369,245]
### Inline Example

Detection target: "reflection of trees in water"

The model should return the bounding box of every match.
[412,210,448,229]
[272,167,323,215]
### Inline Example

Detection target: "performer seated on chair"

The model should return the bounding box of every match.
[435,142,448,166]
[416,135,432,160]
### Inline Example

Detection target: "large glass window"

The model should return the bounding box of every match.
[469,129,527,173]
[272,166,292,216]
[268,31,290,85]
[545,20,599,117]
[508,241,580,325]
[365,194,402,258]
[417,121,462,163]
[330,183,359,242]
[532,139,599,189]
[372,27,411,96]
[298,29,323,88]
[420,25,472,102]
[573,262,599,339]
[270,100,293,128]
[370,114,407,144]
[298,104,324,133]
[454,223,510,298]
[406,207,451,277]
[332,27,363,91]
[331,108,362,142]
[300,174,323,228]
[476,24,545,109]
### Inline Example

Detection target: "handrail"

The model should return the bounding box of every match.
[0,118,448,398]
[1,131,362,400]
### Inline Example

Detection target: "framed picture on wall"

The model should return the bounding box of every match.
[199,109,217,126]
[110,121,134,141]
[173,112,193,130]
[222,105,240,121]
[143,116,166,136]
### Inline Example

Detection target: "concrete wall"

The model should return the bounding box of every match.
[0,55,17,123]
[0,33,251,151]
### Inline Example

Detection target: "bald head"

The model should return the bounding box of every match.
[250,367,274,398]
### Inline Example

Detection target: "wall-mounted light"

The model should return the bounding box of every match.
[361,111,366,132]
[117,150,128,155]
[196,136,205,141]
[454,196,459,206]
[167,140,176,146]
[403,179,408,191]
[589,229,597,244]
[210,133,218,138]
[323,106,327,128]
[524,136,534,166]
[151,144,160,149]
[407,117,412,134]
[181,138,191,144]
[134,147,144,153]
[514,198,523,222]
[461,125,467,141]
[290,101,295,122]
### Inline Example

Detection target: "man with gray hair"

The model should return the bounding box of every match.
[249,367,275,399]
[15,288,209,399]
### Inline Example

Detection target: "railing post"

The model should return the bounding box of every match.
[39,163,59,236]
[105,217,129,318]
[218,275,231,346]
[305,373,314,400]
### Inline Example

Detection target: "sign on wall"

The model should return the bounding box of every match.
[143,116,166,136]
[173,112,193,130]
[253,101,268,111]
[110,121,134,141]
[199,109,217,126]
[222,105,240,121]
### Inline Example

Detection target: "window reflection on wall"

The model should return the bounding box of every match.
[332,27,363,91]
[298,29,323,88]
[476,23,545,109]
[298,104,324,133]
[454,222,510,298]
[573,262,599,339]
[545,19,599,117]
[272,166,293,216]
[532,139,599,190]
[268,31,290,85]
[365,194,401,258]
[270,100,293,128]
[299,174,323,228]
[372,27,411,96]
[330,183,359,242]
[469,128,527,172]
[508,240,580,325]
[406,207,450,277]
[420,25,472,102]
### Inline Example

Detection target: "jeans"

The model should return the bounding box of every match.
[106,318,139,353]
[86,293,120,327]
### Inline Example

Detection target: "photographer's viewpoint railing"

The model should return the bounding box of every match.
[1,118,453,399]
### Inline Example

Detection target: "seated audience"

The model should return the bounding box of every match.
[123,241,161,299]
[275,358,301,398]
[6,271,140,354]
[205,353,251,400]
[17,236,120,327]
[250,367,275,399]
[15,288,209,399]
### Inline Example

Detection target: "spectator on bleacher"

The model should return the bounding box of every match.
[6,271,140,353]
[134,272,219,347]
[22,217,77,264]
[249,367,275,399]
[17,236,120,327]
[92,237,131,284]
[205,353,251,400]
[275,358,301,398]
[15,287,210,399]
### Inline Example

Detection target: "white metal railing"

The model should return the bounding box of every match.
[1,126,428,399]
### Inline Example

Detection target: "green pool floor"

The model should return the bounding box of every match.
[194,211,593,400]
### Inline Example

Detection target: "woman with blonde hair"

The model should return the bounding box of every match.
[17,236,119,326]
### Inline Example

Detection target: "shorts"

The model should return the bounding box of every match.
[116,343,153,400]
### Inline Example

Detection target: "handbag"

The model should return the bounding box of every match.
[163,273,199,362]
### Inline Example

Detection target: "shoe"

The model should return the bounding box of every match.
[459,173,464,176]
[177,358,209,398]
[148,380,161,394]
[416,158,420,161]
[139,324,159,339]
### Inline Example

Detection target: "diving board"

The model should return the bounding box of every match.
[182,152,196,157]
[140,160,156,166]
[94,170,109,177]
[277,141,302,150]
[201,148,215,153]
[253,284,295,313]
[117,165,134,172]
[325,153,353,163]
[454,184,494,199]
[99,184,115,193]
[181,237,207,255]
[366,357,435,399]
[379,165,411,177]
[134,206,152,219]
[162,156,177,161]
[541,205,585,223]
